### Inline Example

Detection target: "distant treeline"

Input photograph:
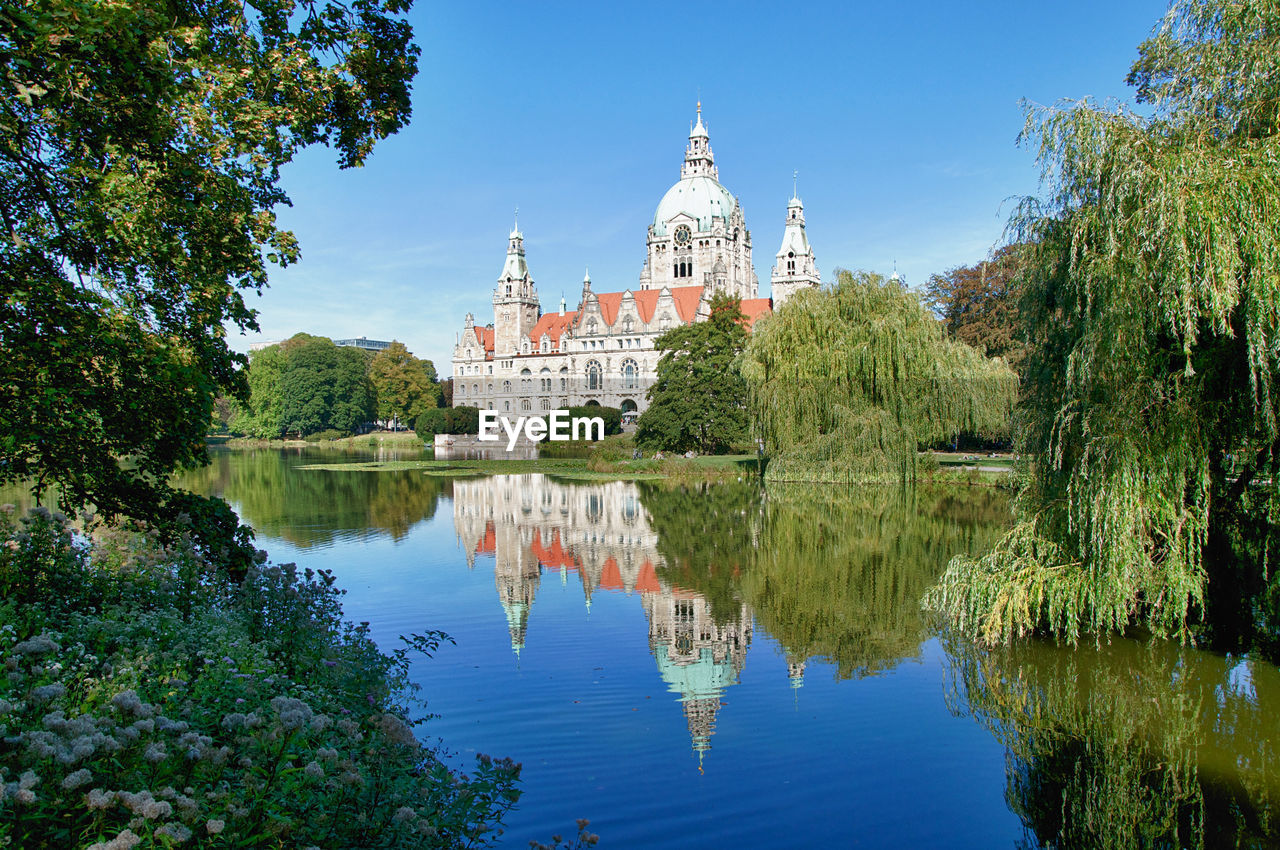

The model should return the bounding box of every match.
[224,334,442,439]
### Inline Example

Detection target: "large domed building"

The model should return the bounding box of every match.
[451,105,820,416]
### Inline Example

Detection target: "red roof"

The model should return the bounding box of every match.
[590,285,704,329]
[472,326,494,357]
[528,311,579,348]
[739,298,773,329]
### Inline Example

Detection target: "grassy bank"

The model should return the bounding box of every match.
[221,431,428,450]
[0,508,522,848]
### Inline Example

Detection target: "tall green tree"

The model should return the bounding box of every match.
[743,270,1017,483]
[636,294,749,454]
[0,0,418,521]
[928,0,1280,651]
[368,341,440,428]
[274,335,374,437]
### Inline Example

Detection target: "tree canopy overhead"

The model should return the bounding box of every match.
[928,0,1280,651]
[0,0,418,519]
[743,270,1017,484]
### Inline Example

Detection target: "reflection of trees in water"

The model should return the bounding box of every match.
[177,450,446,547]
[748,486,1011,679]
[945,637,1280,849]
[641,481,1012,678]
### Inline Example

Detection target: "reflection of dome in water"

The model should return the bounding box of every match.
[653,644,742,755]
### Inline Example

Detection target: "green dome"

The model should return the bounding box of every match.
[652,176,734,237]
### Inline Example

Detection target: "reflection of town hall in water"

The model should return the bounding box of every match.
[451,105,821,416]
[454,475,802,757]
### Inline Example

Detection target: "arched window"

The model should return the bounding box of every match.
[621,358,638,389]
[472,383,478,395]
[503,380,512,393]
[521,398,531,412]
[540,398,550,411]
[560,366,568,391]
[586,318,597,335]
[585,360,602,391]
[622,315,633,333]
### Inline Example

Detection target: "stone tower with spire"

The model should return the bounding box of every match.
[493,216,541,356]
[640,103,756,299]
[770,180,820,308]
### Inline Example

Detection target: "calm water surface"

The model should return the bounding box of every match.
[178,448,1280,848]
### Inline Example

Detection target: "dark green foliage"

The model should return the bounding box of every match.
[415,407,480,438]
[928,0,1280,649]
[636,295,749,454]
[0,507,520,848]
[277,336,375,437]
[0,0,419,524]
[232,335,376,438]
[565,406,622,437]
[446,406,481,435]
[744,270,1018,484]
[415,408,447,438]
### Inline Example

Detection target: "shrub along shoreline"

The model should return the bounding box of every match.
[0,506,523,848]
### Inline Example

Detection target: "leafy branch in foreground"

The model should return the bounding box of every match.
[0,0,418,527]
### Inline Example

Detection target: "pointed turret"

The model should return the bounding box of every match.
[680,101,717,180]
[770,179,820,308]
[493,216,541,356]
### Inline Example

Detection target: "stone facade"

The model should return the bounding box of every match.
[451,105,819,416]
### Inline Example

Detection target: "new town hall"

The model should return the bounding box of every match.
[451,105,821,415]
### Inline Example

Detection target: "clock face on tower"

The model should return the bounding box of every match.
[673,224,691,247]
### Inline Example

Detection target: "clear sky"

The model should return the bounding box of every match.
[237,0,1171,369]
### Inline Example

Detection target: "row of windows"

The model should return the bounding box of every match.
[455,359,642,396]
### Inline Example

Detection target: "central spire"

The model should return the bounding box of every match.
[681,102,717,180]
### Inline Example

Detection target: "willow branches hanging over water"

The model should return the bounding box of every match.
[926,0,1280,649]
[742,270,1017,484]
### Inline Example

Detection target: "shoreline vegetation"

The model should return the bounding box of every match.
[0,507,526,848]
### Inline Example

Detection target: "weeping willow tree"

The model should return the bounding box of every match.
[944,636,1280,848]
[743,270,1017,484]
[927,0,1280,649]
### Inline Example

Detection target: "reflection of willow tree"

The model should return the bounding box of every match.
[177,451,446,547]
[946,637,1280,849]
[746,486,1010,679]
[640,482,1012,677]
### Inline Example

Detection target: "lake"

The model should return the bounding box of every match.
[179,447,1280,848]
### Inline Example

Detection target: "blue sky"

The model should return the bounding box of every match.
[238,0,1170,369]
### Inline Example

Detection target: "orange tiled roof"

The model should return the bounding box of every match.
[739,298,773,329]
[591,285,705,328]
[528,311,579,347]
[472,326,494,357]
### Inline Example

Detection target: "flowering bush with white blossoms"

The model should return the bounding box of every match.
[0,507,522,848]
